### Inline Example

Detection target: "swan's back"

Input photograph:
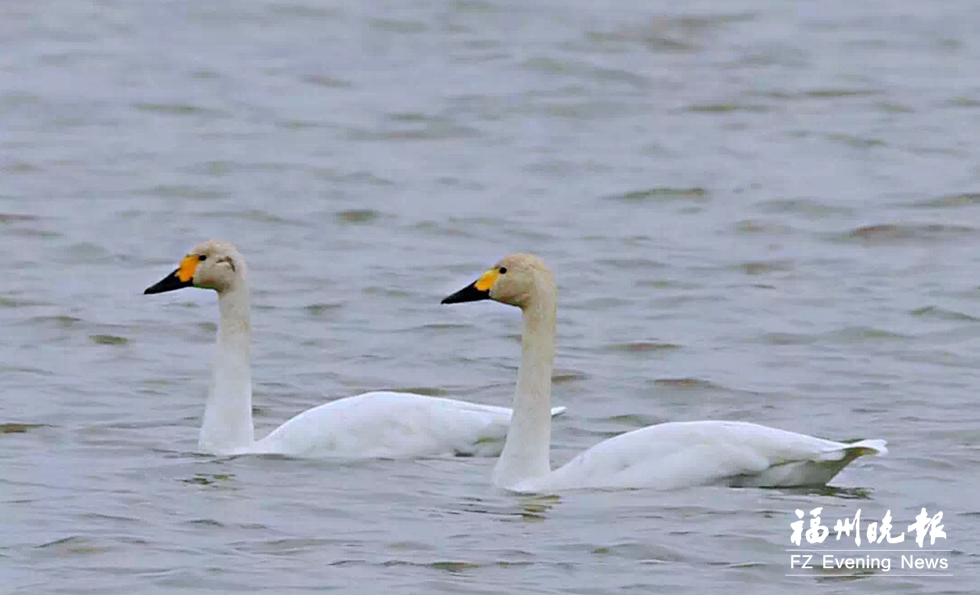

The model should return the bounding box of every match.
[255,391,565,458]
[527,420,886,492]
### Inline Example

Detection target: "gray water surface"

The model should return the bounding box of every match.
[2,1,980,593]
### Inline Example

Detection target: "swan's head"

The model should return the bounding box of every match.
[144,240,246,295]
[441,253,555,309]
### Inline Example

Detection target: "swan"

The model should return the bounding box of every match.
[441,253,887,492]
[143,240,566,458]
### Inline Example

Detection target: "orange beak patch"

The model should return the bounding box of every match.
[474,269,499,292]
[176,255,199,282]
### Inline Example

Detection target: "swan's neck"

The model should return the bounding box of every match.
[200,283,254,453]
[492,288,557,489]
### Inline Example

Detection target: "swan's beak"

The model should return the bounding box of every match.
[441,269,497,304]
[144,255,198,295]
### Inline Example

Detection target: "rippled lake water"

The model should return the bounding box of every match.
[3,1,980,593]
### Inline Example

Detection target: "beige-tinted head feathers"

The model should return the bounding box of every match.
[144,239,246,295]
[441,253,555,309]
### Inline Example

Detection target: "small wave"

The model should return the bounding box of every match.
[552,369,589,384]
[346,120,480,142]
[275,119,326,130]
[733,219,793,235]
[653,377,721,389]
[686,103,769,114]
[520,57,651,88]
[304,302,343,317]
[387,387,453,397]
[241,537,345,555]
[1,422,45,434]
[803,89,881,99]
[946,97,980,108]
[825,326,908,343]
[586,13,755,53]
[0,213,39,222]
[184,518,225,528]
[267,4,341,19]
[181,473,237,488]
[362,286,409,298]
[202,209,304,225]
[753,332,812,346]
[754,198,853,217]
[336,209,381,224]
[754,326,907,345]
[608,341,683,353]
[366,17,428,34]
[387,559,471,571]
[34,535,109,555]
[826,133,886,149]
[131,102,224,117]
[413,221,475,238]
[605,413,668,427]
[595,257,668,270]
[0,296,45,308]
[576,296,632,309]
[840,223,977,243]
[777,486,876,501]
[909,192,980,209]
[134,184,228,200]
[592,541,685,562]
[604,187,708,202]
[732,260,793,276]
[406,322,472,332]
[313,168,396,186]
[875,101,914,113]
[89,334,129,346]
[21,315,82,328]
[301,74,352,88]
[910,306,980,323]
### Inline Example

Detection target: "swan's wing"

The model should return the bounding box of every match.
[535,420,885,492]
[255,391,565,458]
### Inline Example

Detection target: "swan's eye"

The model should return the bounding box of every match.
[198,255,207,261]
[499,267,507,274]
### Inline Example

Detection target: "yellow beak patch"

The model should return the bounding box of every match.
[474,269,499,292]
[176,255,199,282]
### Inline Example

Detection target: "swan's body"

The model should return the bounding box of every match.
[513,420,885,493]
[252,391,555,458]
[144,240,565,458]
[441,254,886,493]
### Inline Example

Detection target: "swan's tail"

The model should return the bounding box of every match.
[732,438,887,488]
[818,438,888,462]
[847,438,887,457]
[550,406,567,417]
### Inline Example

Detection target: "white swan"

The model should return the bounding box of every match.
[143,240,566,458]
[441,253,887,492]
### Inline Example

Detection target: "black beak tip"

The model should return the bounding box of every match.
[143,270,191,295]
[440,283,489,305]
